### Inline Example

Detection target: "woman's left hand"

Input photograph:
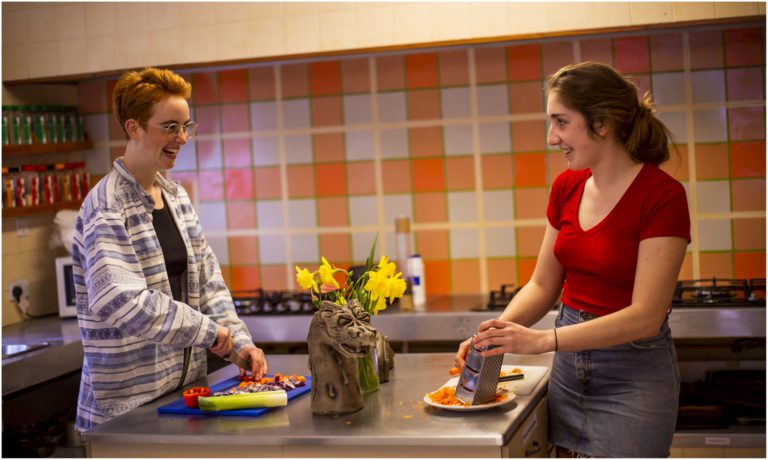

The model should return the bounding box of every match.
[234,345,268,380]
[472,319,554,356]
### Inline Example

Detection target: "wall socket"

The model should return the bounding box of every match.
[9,280,31,317]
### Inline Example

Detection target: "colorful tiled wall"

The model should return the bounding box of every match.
[77,21,766,296]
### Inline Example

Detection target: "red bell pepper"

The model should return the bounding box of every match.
[183,386,211,409]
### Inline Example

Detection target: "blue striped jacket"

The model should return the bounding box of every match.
[73,158,253,430]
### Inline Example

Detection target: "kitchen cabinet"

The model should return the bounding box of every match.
[506,396,550,457]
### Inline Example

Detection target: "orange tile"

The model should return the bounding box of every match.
[734,251,766,278]
[407,90,441,120]
[409,126,444,158]
[451,259,481,294]
[198,171,224,201]
[341,58,370,93]
[405,52,439,89]
[509,81,544,114]
[225,168,254,200]
[316,163,347,196]
[311,96,342,127]
[230,265,261,291]
[411,158,445,192]
[733,217,766,251]
[542,41,574,77]
[475,46,507,84]
[699,252,734,279]
[229,236,260,265]
[260,265,288,290]
[511,121,546,152]
[218,69,249,103]
[724,28,763,67]
[77,80,108,114]
[319,233,352,262]
[730,141,766,178]
[482,154,514,189]
[516,258,537,285]
[317,196,349,227]
[678,252,693,280]
[727,67,764,102]
[376,55,405,91]
[347,161,376,195]
[223,138,252,168]
[613,36,650,73]
[506,44,541,81]
[516,225,545,257]
[221,103,250,133]
[227,201,256,229]
[445,156,475,191]
[579,39,613,67]
[424,260,451,295]
[219,265,232,287]
[192,71,218,105]
[415,229,449,259]
[286,164,315,198]
[515,188,548,219]
[650,34,684,72]
[514,153,547,187]
[313,133,345,163]
[309,61,342,96]
[690,30,724,70]
[413,192,447,223]
[382,159,412,194]
[281,63,309,98]
[695,143,729,180]
[439,49,469,86]
[249,66,276,100]
[659,144,689,182]
[254,166,281,199]
[486,258,518,292]
[729,107,765,141]
[731,179,765,212]
[547,152,568,185]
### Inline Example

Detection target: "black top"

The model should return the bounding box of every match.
[152,194,187,301]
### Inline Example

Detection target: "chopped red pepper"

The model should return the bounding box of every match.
[182,386,211,409]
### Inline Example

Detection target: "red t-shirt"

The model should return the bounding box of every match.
[546,163,691,316]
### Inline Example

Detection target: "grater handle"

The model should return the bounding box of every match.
[498,373,525,382]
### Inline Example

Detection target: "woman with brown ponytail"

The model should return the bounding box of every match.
[455,62,690,457]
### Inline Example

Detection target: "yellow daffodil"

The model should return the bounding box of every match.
[318,256,340,290]
[377,256,396,277]
[373,294,387,315]
[295,266,318,292]
[387,273,407,303]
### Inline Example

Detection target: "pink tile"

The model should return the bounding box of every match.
[506,44,541,81]
[341,58,370,93]
[221,103,250,132]
[729,107,765,141]
[475,46,507,84]
[109,114,125,141]
[225,168,254,200]
[724,28,764,67]
[376,55,405,91]
[195,106,220,135]
[281,63,309,98]
[78,80,108,114]
[613,36,650,73]
[690,30,724,70]
[198,170,224,201]
[727,68,764,101]
[218,69,249,103]
[192,72,218,105]
[347,161,376,195]
[542,41,574,77]
[227,201,256,229]
[197,139,222,170]
[249,66,276,100]
[579,39,612,66]
[439,49,469,86]
[650,33,684,71]
[222,139,252,168]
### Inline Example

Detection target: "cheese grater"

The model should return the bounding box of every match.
[454,339,504,405]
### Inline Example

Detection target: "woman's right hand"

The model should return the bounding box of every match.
[454,337,472,369]
[210,325,234,358]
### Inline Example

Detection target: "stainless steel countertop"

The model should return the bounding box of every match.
[81,352,553,448]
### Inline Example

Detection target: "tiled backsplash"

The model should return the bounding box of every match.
[77,22,765,296]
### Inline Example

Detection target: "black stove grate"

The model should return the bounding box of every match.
[673,278,766,307]
[232,289,315,315]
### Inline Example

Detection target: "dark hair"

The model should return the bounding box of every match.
[546,61,672,165]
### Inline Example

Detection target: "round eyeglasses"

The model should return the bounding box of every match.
[147,121,199,140]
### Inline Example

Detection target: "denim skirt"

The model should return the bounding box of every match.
[548,304,680,458]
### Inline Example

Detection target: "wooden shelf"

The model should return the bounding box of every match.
[3,141,92,156]
[3,200,82,219]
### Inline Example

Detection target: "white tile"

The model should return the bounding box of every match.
[345,130,375,161]
[383,194,413,226]
[283,99,311,129]
[180,3,217,27]
[588,2,631,28]
[207,235,230,265]
[697,219,732,251]
[285,13,320,54]
[247,2,284,19]
[87,37,123,73]
[483,190,515,221]
[151,28,180,67]
[443,124,474,156]
[380,128,409,159]
[320,9,357,51]
[655,111,688,145]
[343,94,372,125]
[114,3,151,33]
[652,73,685,105]
[392,3,432,45]
[120,32,156,70]
[377,92,406,123]
[291,234,319,264]
[696,181,731,214]
[284,2,320,16]
[477,84,509,117]
[149,3,183,30]
[85,3,118,37]
[630,2,673,24]
[173,141,197,172]
[448,191,477,222]
[2,45,29,81]
[485,227,516,257]
[83,114,110,144]
[3,9,27,44]
[215,2,245,23]
[259,235,286,264]
[284,134,313,164]
[715,2,759,17]
[349,195,378,226]
[430,2,471,41]
[469,3,509,39]
[441,87,471,119]
[251,16,286,57]
[57,37,88,77]
[251,102,278,132]
[450,228,479,258]
[317,3,355,13]
[352,232,380,263]
[691,70,726,104]
[252,136,280,166]
[693,109,727,143]
[180,26,213,66]
[257,200,284,229]
[83,147,112,176]
[216,20,250,61]
[356,5,394,48]
[546,2,591,31]
[672,2,715,21]
[288,199,317,228]
[508,2,547,34]
[26,5,57,42]
[197,202,228,232]
[479,122,511,154]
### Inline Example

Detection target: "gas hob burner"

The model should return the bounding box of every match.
[486,284,521,310]
[673,278,765,307]
[749,278,765,303]
[232,289,316,315]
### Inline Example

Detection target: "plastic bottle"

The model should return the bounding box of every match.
[20,165,40,206]
[8,106,22,145]
[407,254,426,311]
[30,105,48,144]
[2,107,9,145]
[2,166,15,208]
[18,106,33,145]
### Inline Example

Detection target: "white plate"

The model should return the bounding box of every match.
[423,374,517,412]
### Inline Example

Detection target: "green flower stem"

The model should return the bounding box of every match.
[357,352,379,394]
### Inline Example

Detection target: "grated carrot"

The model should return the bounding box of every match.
[426,386,469,407]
